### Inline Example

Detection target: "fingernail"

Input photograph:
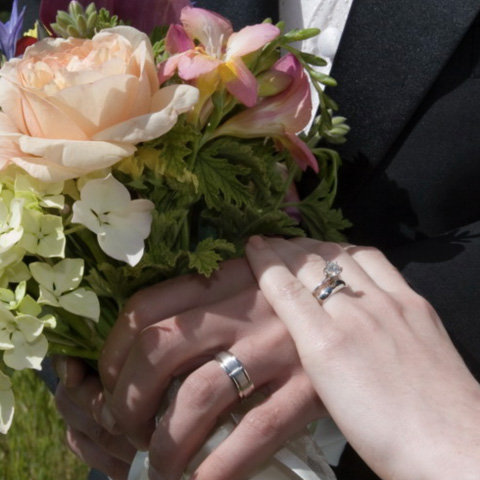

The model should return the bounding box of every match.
[248,235,267,249]
[100,403,117,433]
[54,356,69,386]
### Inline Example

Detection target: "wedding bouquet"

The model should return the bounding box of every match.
[0,0,349,448]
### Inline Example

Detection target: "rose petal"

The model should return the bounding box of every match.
[92,84,199,143]
[52,75,143,138]
[15,137,135,181]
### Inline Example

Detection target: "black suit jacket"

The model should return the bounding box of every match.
[331,0,480,378]
[196,0,480,478]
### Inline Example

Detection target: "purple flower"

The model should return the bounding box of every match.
[0,0,26,59]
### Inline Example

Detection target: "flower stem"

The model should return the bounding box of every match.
[273,163,299,212]
[48,344,101,360]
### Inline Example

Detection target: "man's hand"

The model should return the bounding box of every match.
[98,258,326,480]
[54,356,136,480]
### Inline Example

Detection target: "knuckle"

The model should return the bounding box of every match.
[273,277,307,303]
[135,321,179,360]
[242,407,284,441]
[136,324,163,355]
[314,241,343,259]
[122,289,149,318]
[407,292,433,313]
[88,421,113,447]
[348,245,382,259]
[312,324,349,354]
[181,370,221,411]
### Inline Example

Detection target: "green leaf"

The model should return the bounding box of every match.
[147,209,189,253]
[194,143,252,209]
[282,28,321,42]
[299,51,328,67]
[206,137,279,200]
[144,118,199,183]
[187,238,235,277]
[296,181,351,242]
[202,204,304,248]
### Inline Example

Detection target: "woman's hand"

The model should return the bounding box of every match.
[54,356,136,480]
[245,236,480,480]
[98,257,326,480]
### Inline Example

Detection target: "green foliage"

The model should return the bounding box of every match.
[51,2,122,38]
[296,180,352,242]
[187,238,236,276]
[194,143,252,209]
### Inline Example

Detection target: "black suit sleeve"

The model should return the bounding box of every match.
[386,220,480,381]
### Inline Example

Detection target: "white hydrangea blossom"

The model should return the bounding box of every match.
[19,209,65,258]
[14,175,65,210]
[0,247,30,288]
[0,193,24,254]
[29,259,100,322]
[0,370,14,434]
[0,298,49,371]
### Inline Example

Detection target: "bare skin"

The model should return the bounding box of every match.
[245,237,480,480]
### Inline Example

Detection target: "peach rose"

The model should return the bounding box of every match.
[0,26,198,182]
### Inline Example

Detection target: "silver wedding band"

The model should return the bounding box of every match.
[312,261,346,305]
[215,351,255,400]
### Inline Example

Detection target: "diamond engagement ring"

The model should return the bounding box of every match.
[312,261,346,304]
[215,351,255,400]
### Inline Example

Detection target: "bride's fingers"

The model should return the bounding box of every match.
[346,245,410,292]
[245,236,329,341]
[275,237,375,292]
[293,238,409,293]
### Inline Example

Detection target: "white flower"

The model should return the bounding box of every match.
[0,303,48,371]
[14,175,65,210]
[0,370,14,434]
[29,259,100,322]
[72,175,154,267]
[0,246,29,288]
[19,209,65,258]
[0,194,24,254]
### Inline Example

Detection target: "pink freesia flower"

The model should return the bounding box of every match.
[39,0,191,34]
[210,54,318,172]
[159,6,280,107]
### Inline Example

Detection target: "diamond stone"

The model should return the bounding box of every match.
[324,261,342,278]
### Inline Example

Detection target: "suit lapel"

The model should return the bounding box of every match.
[328,0,480,167]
